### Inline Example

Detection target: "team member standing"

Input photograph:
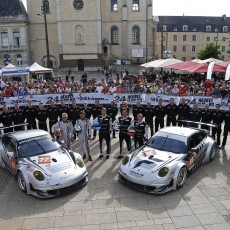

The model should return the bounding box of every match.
[143,101,155,136]
[132,100,144,120]
[52,113,74,149]
[188,103,201,127]
[94,108,112,159]
[113,109,132,159]
[75,111,93,161]
[91,99,102,140]
[36,102,48,131]
[165,98,178,126]
[58,100,70,119]
[129,113,148,148]
[120,101,129,115]
[24,100,37,129]
[212,104,223,147]
[47,100,59,134]
[177,98,190,126]
[0,105,13,133]
[11,103,25,131]
[221,105,230,148]
[154,99,165,133]
[201,103,213,130]
[81,101,91,119]
[107,100,118,138]
[69,100,81,138]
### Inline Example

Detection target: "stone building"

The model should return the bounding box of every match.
[153,15,230,61]
[0,0,30,66]
[27,0,154,71]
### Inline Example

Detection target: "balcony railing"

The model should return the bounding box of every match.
[0,44,27,51]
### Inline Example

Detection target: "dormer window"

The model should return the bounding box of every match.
[132,0,139,11]
[223,26,228,32]
[206,25,211,32]
[174,28,177,31]
[163,25,167,32]
[193,28,197,31]
[183,25,188,31]
[111,0,118,12]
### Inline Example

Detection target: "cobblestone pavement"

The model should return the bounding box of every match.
[0,134,230,230]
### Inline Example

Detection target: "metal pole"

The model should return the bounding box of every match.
[216,29,218,58]
[161,24,164,58]
[43,0,51,68]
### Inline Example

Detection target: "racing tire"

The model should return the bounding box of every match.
[176,166,187,188]
[209,144,216,162]
[17,171,27,193]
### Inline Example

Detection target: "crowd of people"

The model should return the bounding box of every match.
[0,70,229,97]
[0,97,230,162]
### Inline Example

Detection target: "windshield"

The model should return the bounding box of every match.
[147,135,187,154]
[18,135,60,157]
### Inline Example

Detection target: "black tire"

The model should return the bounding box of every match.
[209,144,216,161]
[177,166,187,188]
[17,171,27,193]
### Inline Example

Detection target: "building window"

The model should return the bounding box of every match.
[182,45,186,52]
[192,35,196,41]
[132,0,139,11]
[182,57,186,61]
[183,35,187,41]
[207,36,210,41]
[173,35,177,41]
[163,45,166,51]
[163,36,166,42]
[173,45,177,52]
[223,26,228,32]
[222,46,225,52]
[3,54,10,66]
[191,57,195,60]
[193,28,197,31]
[111,26,119,44]
[111,0,118,11]
[183,25,188,31]
[192,46,196,52]
[1,32,8,48]
[206,25,211,32]
[132,26,140,44]
[41,0,50,14]
[13,32,20,47]
[174,28,177,31]
[16,54,22,66]
[163,25,167,32]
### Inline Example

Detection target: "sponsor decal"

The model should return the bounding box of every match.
[188,153,197,167]
[143,148,157,157]
[133,160,155,169]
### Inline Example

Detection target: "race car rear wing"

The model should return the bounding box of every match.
[0,123,30,131]
[178,120,220,128]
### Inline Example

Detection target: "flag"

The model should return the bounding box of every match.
[206,61,215,80]
[225,62,230,81]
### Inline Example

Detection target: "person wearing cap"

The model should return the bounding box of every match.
[154,99,165,133]
[129,113,148,148]
[212,104,224,148]
[80,101,91,119]
[52,113,74,149]
[221,104,230,149]
[143,101,155,136]
[113,109,132,159]
[11,103,25,131]
[107,100,118,138]
[94,107,112,159]
[24,100,37,129]
[91,99,102,140]
[47,99,59,134]
[36,102,48,131]
[75,111,92,161]
[0,105,13,133]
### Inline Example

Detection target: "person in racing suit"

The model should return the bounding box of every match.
[52,113,74,149]
[75,111,93,161]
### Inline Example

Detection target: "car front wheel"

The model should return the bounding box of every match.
[177,166,187,188]
[17,172,27,193]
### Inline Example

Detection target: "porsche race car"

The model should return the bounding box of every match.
[118,125,216,194]
[0,129,88,198]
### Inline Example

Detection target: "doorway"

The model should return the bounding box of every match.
[78,59,84,72]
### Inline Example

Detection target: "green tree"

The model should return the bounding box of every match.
[198,42,221,60]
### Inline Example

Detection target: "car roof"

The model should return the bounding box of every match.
[6,130,49,141]
[158,126,200,137]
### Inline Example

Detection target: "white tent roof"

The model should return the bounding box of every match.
[4,63,16,69]
[199,58,223,64]
[30,62,53,73]
[140,58,182,68]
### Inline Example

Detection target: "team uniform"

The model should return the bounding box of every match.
[11,109,25,131]
[212,110,223,146]
[154,105,165,132]
[165,103,178,126]
[80,106,91,119]
[177,103,190,126]
[188,109,201,127]
[221,111,230,147]
[24,105,37,129]
[0,111,13,133]
[201,109,213,130]
[47,106,59,133]
[91,105,102,138]
[107,105,118,138]
[58,105,70,118]
[132,105,144,120]
[143,106,155,136]
[36,108,48,131]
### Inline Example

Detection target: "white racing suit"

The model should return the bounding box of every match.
[52,120,74,149]
[75,118,92,158]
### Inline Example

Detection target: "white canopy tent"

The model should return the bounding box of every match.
[30,62,54,81]
[140,58,183,68]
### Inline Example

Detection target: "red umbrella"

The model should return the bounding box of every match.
[163,61,198,70]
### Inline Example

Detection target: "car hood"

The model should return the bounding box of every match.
[21,149,75,174]
[128,146,181,172]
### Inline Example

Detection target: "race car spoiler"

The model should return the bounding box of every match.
[0,123,30,131]
[178,120,219,128]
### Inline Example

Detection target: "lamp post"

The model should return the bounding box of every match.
[161,23,164,59]
[42,0,51,68]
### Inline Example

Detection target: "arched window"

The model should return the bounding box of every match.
[16,54,22,66]
[183,25,188,31]
[132,0,139,11]
[3,54,10,66]
[111,26,119,44]
[111,0,118,11]
[206,25,211,32]
[223,26,228,32]
[132,26,140,44]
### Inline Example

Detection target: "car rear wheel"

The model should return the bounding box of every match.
[209,144,216,161]
[177,166,187,188]
[17,172,27,193]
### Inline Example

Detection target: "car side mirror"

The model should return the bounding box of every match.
[7,151,14,158]
[190,147,199,153]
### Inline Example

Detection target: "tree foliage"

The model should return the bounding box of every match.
[198,43,221,60]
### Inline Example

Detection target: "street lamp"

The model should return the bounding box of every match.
[160,23,164,59]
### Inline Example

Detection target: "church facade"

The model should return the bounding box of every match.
[27,0,154,71]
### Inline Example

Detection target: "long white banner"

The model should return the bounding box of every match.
[0,93,228,110]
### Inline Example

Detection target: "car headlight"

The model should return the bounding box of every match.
[158,167,169,177]
[34,171,45,181]
[122,156,130,165]
[76,158,84,168]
